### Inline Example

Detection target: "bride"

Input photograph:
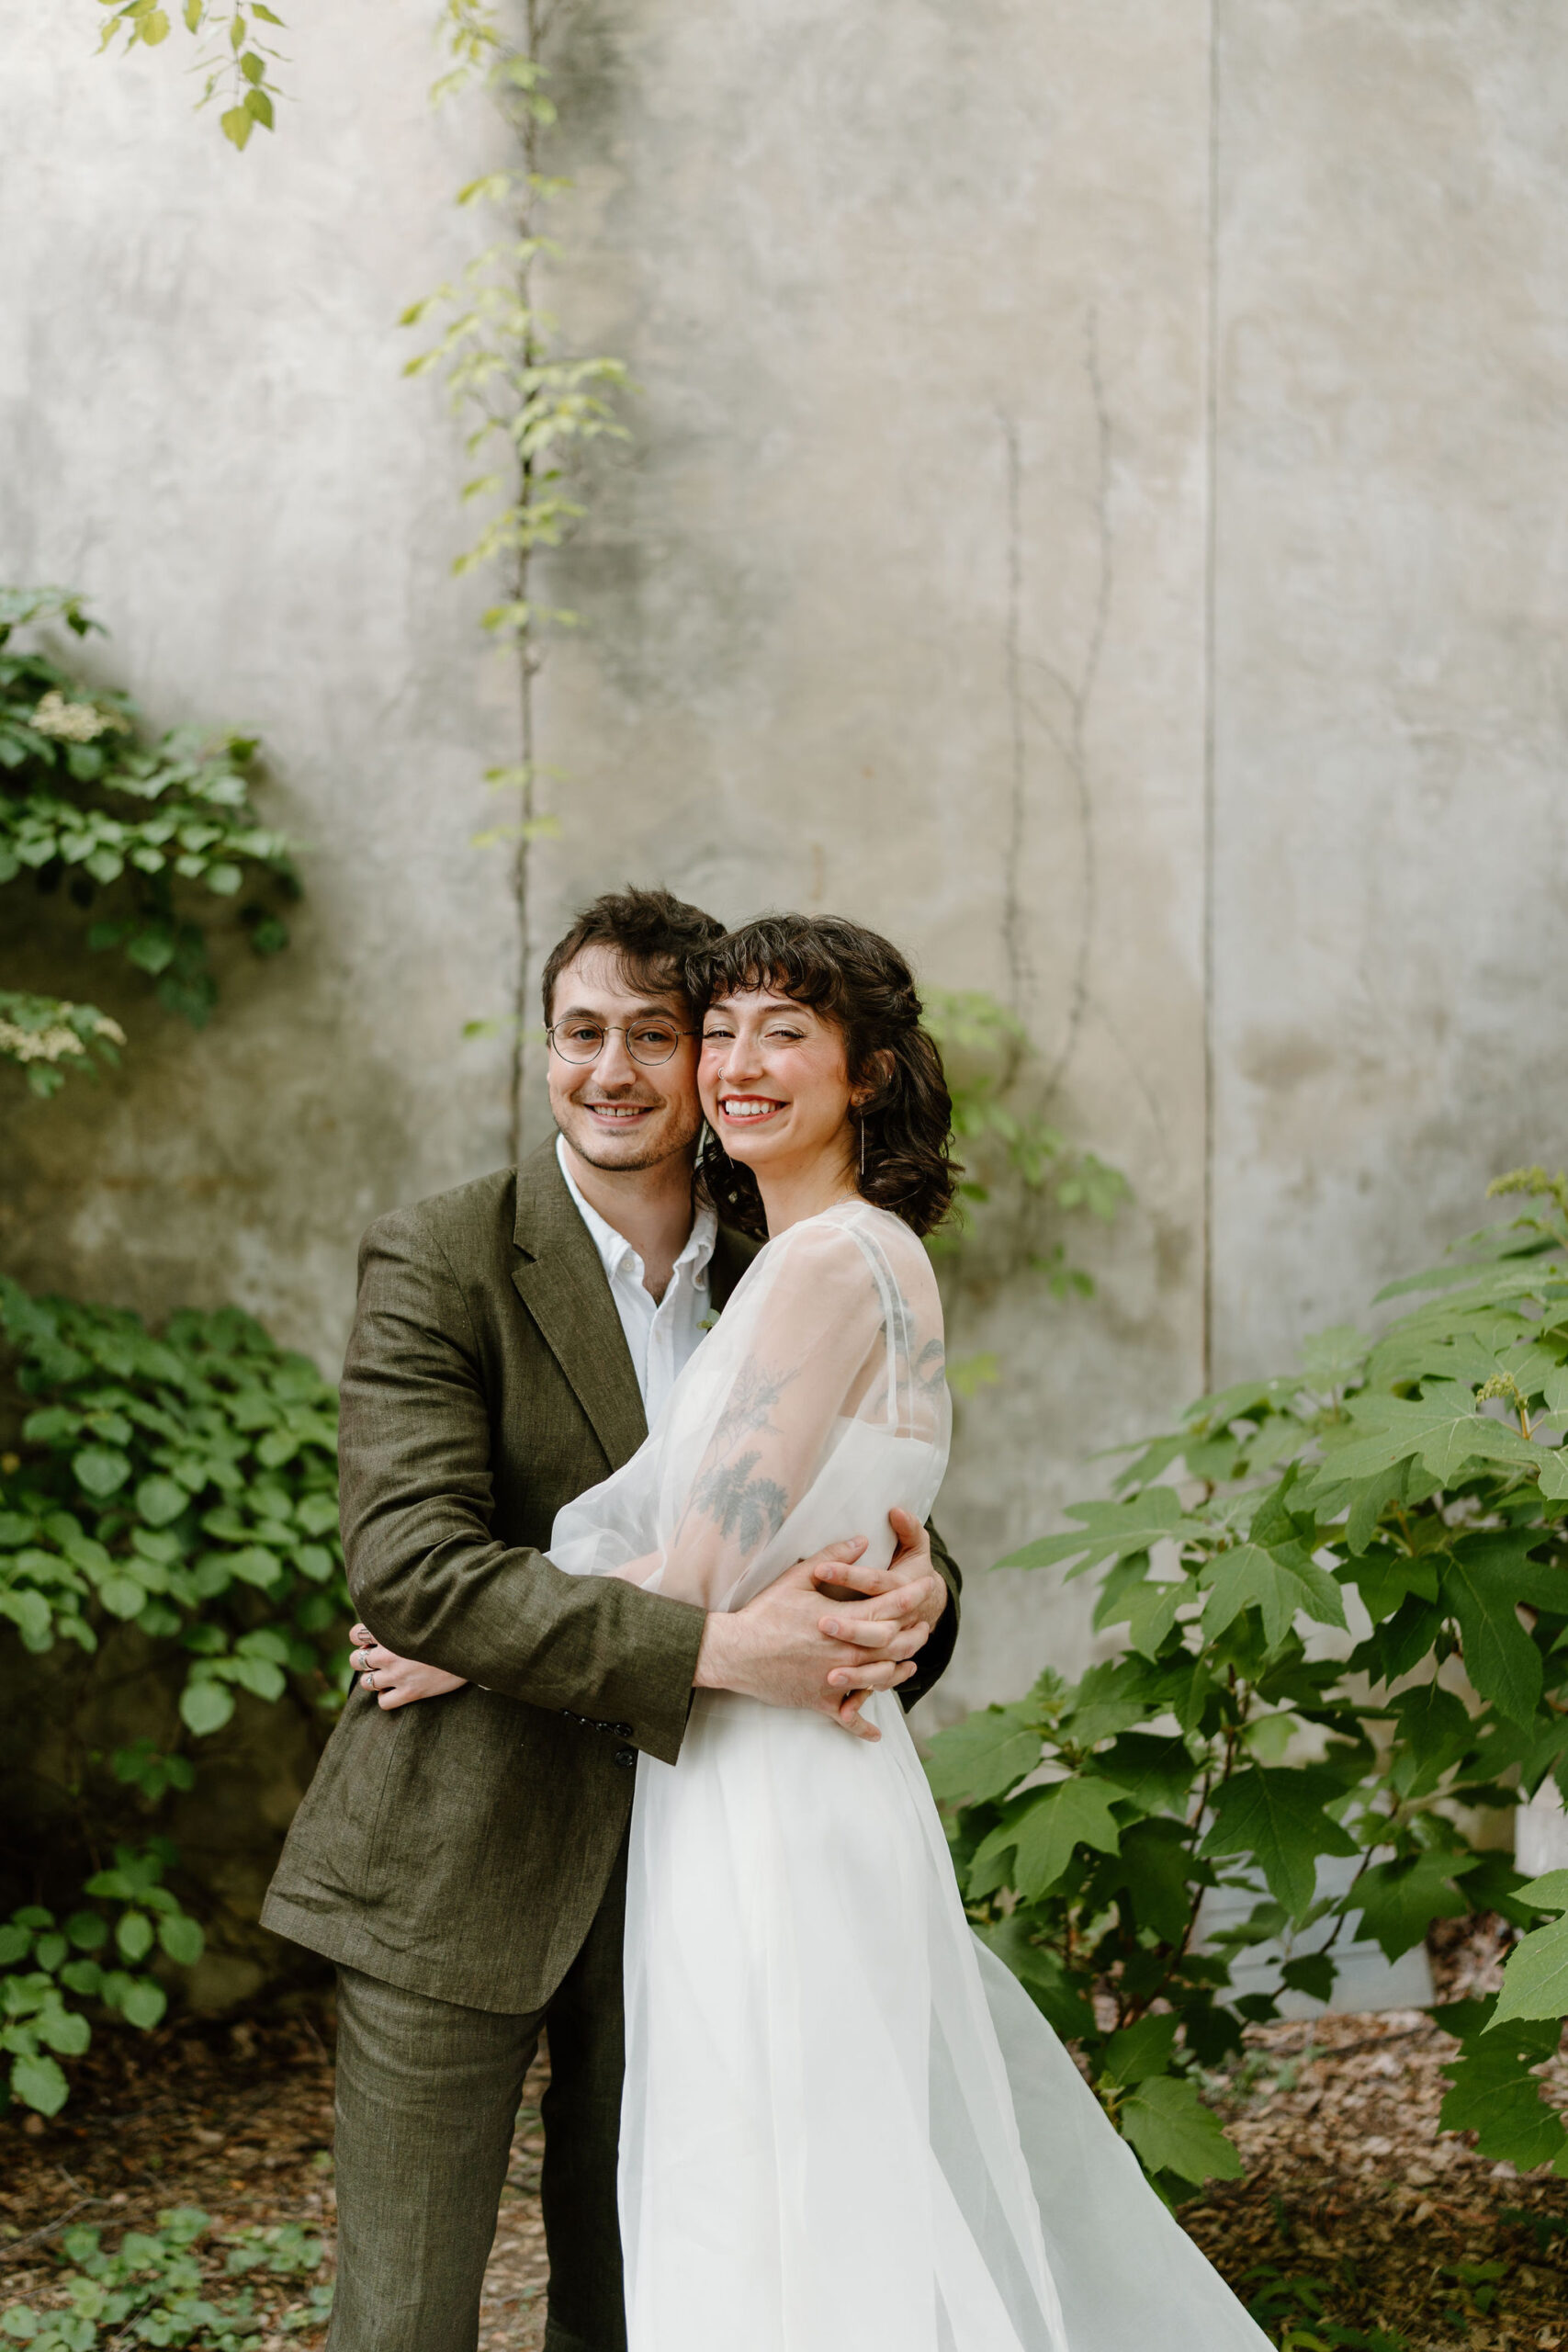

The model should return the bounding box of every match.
[360,912,1269,2352]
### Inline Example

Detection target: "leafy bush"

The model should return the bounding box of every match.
[0,993,124,1098]
[927,1168,1568,2200]
[0,2206,331,2348]
[0,1278,349,2115]
[925,989,1129,1295]
[0,587,299,1048]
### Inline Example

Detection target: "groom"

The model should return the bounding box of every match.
[263,887,962,2352]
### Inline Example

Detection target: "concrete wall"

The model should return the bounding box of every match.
[4,0,1564,1725]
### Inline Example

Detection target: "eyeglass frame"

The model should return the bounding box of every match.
[546,1017,699,1069]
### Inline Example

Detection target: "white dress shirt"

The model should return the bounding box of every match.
[556,1134,719,1424]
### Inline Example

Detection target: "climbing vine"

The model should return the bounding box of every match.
[93,0,288,148]
[412,0,630,1156]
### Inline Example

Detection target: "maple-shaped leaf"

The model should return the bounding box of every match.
[1199,1765,1357,1923]
[1000,1486,1196,1577]
[1441,1532,1565,1725]
[1343,1548,1438,1624]
[1307,1382,1540,1490]
[1199,1541,1347,1651]
[970,1777,1122,1901]
[1439,1996,1566,2166]
[923,1702,1041,1805]
[1349,1849,1481,1960]
[1117,2074,1244,2188]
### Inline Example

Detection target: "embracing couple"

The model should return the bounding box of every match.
[264,888,1268,2352]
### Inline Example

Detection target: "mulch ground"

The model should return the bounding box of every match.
[2,1924,1565,2349]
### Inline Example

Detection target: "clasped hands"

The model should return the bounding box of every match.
[350,1506,945,1746]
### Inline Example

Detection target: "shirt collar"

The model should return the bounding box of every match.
[556,1133,716,1288]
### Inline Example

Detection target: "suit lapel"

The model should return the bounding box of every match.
[511,1144,648,1471]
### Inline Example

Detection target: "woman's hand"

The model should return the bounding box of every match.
[349,1623,468,1711]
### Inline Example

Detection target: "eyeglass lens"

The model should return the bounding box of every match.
[550,1022,683,1067]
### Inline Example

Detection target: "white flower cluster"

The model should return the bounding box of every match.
[0,1011,127,1066]
[29,689,128,743]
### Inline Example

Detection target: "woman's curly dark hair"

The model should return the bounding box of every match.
[688,913,957,1241]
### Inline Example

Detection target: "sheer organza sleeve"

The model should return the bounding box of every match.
[547,1216,918,1610]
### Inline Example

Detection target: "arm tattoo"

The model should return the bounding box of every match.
[693,1450,790,1552]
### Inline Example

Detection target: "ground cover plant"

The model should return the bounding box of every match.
[0,1281,351,2119]
[926,1168,1568,2204]
[0,587,298,1084]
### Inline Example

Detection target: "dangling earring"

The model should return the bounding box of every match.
[859,1111,867,1183]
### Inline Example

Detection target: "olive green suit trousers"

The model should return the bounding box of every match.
[263,1146,962,2351]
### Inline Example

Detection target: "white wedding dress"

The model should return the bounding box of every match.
[550,1200,1269,2352]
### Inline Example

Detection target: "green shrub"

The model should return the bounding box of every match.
[0,587,299,1048]
[0,1278,349,2114]
[0,2206,331,2348]
[927,1167,1568,2200]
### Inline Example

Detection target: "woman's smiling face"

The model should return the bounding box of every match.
[699,987,857,1181]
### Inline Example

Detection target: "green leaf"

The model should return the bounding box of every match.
[1117,2074,1243,2188]
[1309,1381,1540,1489]
[220,105,254,149]
[227,1544,282,1588]
[1517,1871,1568,1914]
[1000,1486,1192,1577]
[135,1475,187,1527]
[1091,1732,1195,1818]
[179,1679,235,1736]
[1280,1951,1337,2004]
[73,1445,130,1498]
[923,1703,1040,1804]
[118,1976,166,2030]
[1350,1850,1481,1960]
[34,2005,88,2058]
[0,1589,53,1646]
[1344,1550,1438,1623]
[1386,1681,1477,1795]
[1441,1533,1563,1724]
[1199,1542,1346,1651]
[1492,1910,1568,2026]
[1199,1766,1356,1924]
[1003,1780,1122,1899]
[1100,2012,1179,2085]
[98,1575,147,1620]
[1113,1816,1201,1943]
[116,1910,153,1963]
[1440,2021,1567,2167]
[158,1914,204,1967]
[10,2050,69,2116]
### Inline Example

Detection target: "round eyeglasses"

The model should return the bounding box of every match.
[547,1019,695,1068]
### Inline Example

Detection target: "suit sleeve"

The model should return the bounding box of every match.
[899,1519,962,1708]
[336,1209,705,1766]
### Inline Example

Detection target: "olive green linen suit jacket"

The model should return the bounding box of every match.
[263,1145,961,2016]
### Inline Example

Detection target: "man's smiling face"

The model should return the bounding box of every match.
[547,944,705,1176]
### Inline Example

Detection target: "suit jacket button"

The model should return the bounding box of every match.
[613,1746,637,1770]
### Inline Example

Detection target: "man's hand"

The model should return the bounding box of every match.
[349,1623,469,1711]
[814,1507,947,1730]
[694,1538,928,1743]
[694,1511,946,1743]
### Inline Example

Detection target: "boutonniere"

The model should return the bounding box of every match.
[698,1308,720,1332]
